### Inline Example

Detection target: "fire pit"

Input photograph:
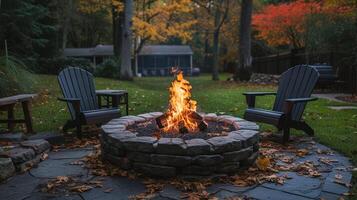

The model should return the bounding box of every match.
[100,71,260,178]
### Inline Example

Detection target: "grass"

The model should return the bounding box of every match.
[2,73,357,197]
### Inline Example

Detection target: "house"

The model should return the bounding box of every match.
[63,44,194,76]
[138,45,193,76]
[63,45,113,67]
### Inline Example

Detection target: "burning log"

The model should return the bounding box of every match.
[179,121,189,134]
[156,113,168,129]
[155,111,208,133]
[155,70,208,134]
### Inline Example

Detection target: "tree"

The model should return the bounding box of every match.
[120,0,133,80]
[0,0,56,64]
[193,0,229,81]
[252,0,355,49]
[132,0,195,74]
[236,0,253,81]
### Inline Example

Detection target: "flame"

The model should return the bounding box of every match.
[163,71,198,133]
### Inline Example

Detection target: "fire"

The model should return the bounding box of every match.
[163,71,198,133]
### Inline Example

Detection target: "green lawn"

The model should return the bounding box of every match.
[4,73,357,196]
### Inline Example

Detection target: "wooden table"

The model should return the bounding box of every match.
[96,90,129,115]
[0,94,37,133]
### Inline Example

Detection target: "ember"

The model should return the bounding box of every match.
[156,70,207,133]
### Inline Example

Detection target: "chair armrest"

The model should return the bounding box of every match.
[57,97,80,103]
[243,92,276,108]
[243,92,277,96]
[283,97,317,115]
[285,97,317,103]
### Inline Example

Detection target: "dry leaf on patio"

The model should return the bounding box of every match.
[40,153,48,161]
[296,149,309,157]
[335,174,343,180]
[280,156,294,164]
[70,185,93,193]
[319,157,338,165]
[333,180,352,188]
[56,176,70,184]
[256,156,271,171]
[103,188,113,193]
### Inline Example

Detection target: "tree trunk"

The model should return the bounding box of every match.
[204,30,210,72]
[212,30,220,80]
[120,0,133,81]
[236,0,253,81]
[112,5,123,58]
[212,4,222,81]
[61,0,73,50]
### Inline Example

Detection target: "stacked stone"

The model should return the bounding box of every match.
[249,73,280,85]
[101,112,260,178]
[0,139,51,181]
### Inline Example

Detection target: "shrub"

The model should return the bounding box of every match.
[0,56,36,97]
[94,58,120,78]
[36,57,94,74]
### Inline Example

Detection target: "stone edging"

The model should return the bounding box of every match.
[101,112,260,178]
[0,139,51,181]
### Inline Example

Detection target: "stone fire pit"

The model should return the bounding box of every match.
[100,112,260,178]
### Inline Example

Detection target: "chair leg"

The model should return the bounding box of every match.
[300,122,314,136]
[283,127,290,144]
[76,122,82,139]
[291,121,314,136]
[63,120,74,132]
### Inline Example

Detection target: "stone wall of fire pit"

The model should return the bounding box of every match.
[100,112,260,178]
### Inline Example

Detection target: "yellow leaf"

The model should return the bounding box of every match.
[256,156,271,171]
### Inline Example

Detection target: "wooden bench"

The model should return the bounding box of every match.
[0,94,37,133]
[310,65,344,89]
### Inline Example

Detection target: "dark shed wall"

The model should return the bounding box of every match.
[138,55,191,76]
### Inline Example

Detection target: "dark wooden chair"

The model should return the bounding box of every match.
[58,67,122,138]
[243,65,319,143]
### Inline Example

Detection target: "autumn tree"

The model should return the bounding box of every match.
[253,0,356,50]
[132,0,195,74]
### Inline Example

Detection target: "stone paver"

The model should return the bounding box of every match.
[328,106,357,110]
[80,177,146,200]
[0,141,352,200]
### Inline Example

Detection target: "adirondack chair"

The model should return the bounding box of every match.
[58,67,122,138]
[243,65,319,143]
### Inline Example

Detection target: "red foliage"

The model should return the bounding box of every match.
[252,0,353,48]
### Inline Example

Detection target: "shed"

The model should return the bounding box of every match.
[138,45,193,76]
[63,45,114,66]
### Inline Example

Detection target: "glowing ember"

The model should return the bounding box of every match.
[158,70,203,133]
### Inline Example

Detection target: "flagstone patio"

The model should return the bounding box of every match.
[0,136,353,200]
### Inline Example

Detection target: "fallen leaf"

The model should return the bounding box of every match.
[333,180,352,188]
[296,149,309,157]
[335,174,343,180]
[40,153,48,161]
[104,188,113,193]
[256,156,271,171]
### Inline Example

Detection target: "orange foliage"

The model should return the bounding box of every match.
[252,0,354,48]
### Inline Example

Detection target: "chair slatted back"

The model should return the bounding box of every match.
[273,65,319,121]
[58,67,98,119]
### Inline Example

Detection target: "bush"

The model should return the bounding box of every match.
[94,58,120,78]
[0,56,36,97]
[36,57,94,74]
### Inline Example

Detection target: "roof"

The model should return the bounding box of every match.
[138,45,193,56]
[63,45,114,57]
[63,45,193,57]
